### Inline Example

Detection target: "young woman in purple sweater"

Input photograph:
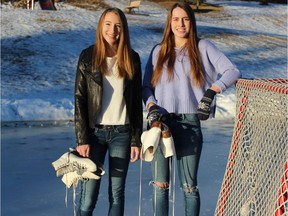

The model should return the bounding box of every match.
[142,3,241,216]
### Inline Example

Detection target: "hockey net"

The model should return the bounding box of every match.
[214,78,288,216]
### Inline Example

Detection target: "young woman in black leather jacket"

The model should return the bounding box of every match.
[74,7,143,216]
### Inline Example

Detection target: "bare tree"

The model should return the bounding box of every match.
[260,0,269,5]
[182,0,203,6]
[196,0,200,9]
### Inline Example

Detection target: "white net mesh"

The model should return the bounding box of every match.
[214,78,288,216]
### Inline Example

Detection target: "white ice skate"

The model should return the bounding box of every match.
[61,170,103,188]
[52,151,97,176]
[140,122,162,162]
[159,123,175,158]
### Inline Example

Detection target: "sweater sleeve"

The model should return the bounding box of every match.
[142,45,158,108]
[200,39,242,92]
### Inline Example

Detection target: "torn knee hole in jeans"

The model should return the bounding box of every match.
[183,184,199,193]
[149,181,169,190]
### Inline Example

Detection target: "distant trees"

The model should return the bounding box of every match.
[259,0,269,5]
[178,0,203,9]
[180,0,287,5]
[179,0,203,4]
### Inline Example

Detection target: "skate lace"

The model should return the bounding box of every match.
[55,151,94,176]
[64,173,84,188]
[56,161,87,176]
[54,149,103,216]
[61,152,89,216]
[64,173,88,216]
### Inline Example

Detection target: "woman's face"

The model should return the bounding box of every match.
[171,7,190,42]
[102,12,121,47]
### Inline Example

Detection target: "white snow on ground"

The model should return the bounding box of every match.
[1,0,287,215]
[1,0,287,122]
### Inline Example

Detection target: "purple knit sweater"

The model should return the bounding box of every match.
[142,39,241,117]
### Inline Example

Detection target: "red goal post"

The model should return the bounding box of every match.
[214,78,288,216]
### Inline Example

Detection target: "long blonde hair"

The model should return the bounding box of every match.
[152,3,204,87]
[93,8,134,79]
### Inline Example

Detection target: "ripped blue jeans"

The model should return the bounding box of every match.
[77,124,131,216]
[151,114,203,216]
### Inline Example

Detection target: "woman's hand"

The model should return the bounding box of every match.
[130,146,140,162]
[147,102,155,110]
[197,87,219,120]
[76,144,90,158]
[147,104,168,127]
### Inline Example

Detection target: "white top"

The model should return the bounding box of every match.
[96,56,129,125]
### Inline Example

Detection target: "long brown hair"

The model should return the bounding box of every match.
[92,8,134,79]
[152,3,204,87]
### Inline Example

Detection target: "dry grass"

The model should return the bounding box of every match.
[66,0,109,11]
[149,0,223,12]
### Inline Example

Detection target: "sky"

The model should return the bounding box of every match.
[1,0,287,215]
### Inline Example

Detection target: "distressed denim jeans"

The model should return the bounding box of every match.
[151,114,203,216]
[77,124,131,216]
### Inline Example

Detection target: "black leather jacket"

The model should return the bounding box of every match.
[74,45,143,147]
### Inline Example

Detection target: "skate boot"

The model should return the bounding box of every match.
[140,121,161,162]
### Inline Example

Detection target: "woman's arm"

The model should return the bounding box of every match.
[201,39,242,92]
[142,46,158,109]
[74,49,90,145]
